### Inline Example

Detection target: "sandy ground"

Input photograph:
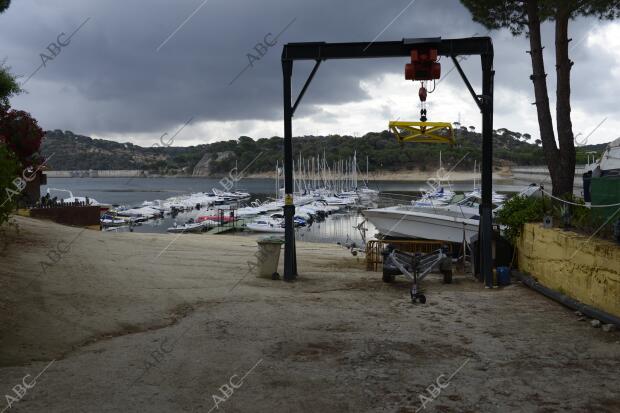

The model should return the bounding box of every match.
[0,216,618,413]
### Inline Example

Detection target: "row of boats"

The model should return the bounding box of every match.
[96,185,380,234]
[97,151,382,233]
[99,188,253,230]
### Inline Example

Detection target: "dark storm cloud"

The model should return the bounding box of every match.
[0,0,617,141]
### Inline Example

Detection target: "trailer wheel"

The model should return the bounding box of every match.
[382,270,395,283]
[442,270,453,284]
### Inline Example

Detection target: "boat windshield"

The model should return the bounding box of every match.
[456,195,500,210]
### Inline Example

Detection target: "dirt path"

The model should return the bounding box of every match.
[0,217,618,412]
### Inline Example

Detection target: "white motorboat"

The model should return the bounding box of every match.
[100,216,128,227]
[464,189,506,204]
[365,206,481,243]
[144,200,172,215]
[363,202,483,243]
[212,188,250,202]
[235,205,264,217]
[298,200,337,218]
[159,192,222,211]
[364,185,541,243]
[245,219,285,233]
[465,161,507,204]
[116,206,162,221]
[583,137,620,201]
[324,195,357,206]
[357,186,379,199]
[411,198,451,208]
[46,188,100,205]
[232,190,251,199]
[338,190,360,199]
[597,137,620,175]
[166,221,207,233]
[259,200,284,212]
[268,213,307,225]
[294,210,312,220]
[297,205,318,217]
[411,186,455,208]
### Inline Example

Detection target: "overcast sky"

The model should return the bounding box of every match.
[1,0,619,147]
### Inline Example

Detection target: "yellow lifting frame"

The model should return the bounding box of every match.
[389,121,455,144]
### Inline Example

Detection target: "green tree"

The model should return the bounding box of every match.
[0,1,10,14]
[0,63,21,112]
[0,144,20,223]
[1,0,19,110]
[0,0,19,226]
[460,0,620,197]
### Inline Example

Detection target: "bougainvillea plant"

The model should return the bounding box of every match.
[0,109,44,166]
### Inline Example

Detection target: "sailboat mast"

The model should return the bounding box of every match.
[473,160,477,192]
[234,160,238,193]
[275,160,279,200]
[353,151,358,190]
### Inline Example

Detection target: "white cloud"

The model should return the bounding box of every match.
[97,62,620,148]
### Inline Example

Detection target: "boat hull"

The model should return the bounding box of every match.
[363,208,479,243]
[166,223,206,233]
[245,224,285,233]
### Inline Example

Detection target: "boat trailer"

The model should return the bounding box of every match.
[381,245,452,303]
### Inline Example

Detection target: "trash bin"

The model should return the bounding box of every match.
[256,236,284,278]
[496,266,511,286]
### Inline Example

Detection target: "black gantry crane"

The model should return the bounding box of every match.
[280,37,495,287]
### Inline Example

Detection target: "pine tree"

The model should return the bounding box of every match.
[460,0,620,196]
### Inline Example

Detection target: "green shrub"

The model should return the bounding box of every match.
[550,196,599,233]
[0,144,21,225]
[496,195,546,243]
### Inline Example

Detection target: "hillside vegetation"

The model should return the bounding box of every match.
[41,128,606,176]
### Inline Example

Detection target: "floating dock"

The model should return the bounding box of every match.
[205,218,249,235]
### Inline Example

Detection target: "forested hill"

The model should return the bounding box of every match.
[40,128,606,176]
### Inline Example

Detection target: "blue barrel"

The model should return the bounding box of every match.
[496,267,511,286]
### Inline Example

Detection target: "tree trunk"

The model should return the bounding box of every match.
[525,0,561,193]
[554,4,576,197]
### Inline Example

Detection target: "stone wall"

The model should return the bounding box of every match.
[518,223,620,317]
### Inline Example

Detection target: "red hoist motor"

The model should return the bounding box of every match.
[405,48,441,81]
[405,47,441,122]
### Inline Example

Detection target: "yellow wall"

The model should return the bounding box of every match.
[16,209,31,217]
[518,223,620,318]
